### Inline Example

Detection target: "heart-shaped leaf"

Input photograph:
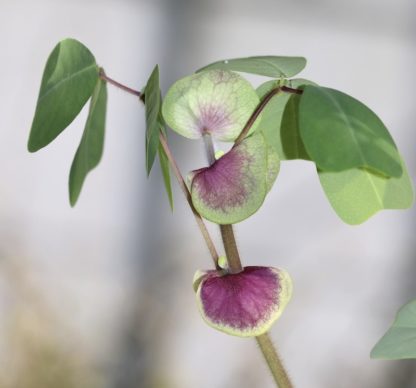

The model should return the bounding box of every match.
[299,86,402,177]
[195,266,292,337]
[69,78,107,206]
[162,70,260,141]
[190,133,268,224]
[197,56,306,78]
[28,38,99,152]
[371,299,416,359]
[318,157,413,224]
[266,146,280,192]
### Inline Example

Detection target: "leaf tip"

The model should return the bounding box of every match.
[68,182,80,207]
[145,158,154,177]
[69,195,78,208]
[369,347,379,359]
[27,138,38,153]
[27,123,43,152]
[168,198,174,212]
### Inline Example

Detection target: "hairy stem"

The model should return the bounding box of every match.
[256,333,293,388]
[202,135,243,274]
[159,134,220,269]
[203,133,243,274]
[203,137,293,387]
[99,69,144,100]
[219,224,243,274]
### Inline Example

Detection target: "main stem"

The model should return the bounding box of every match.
[256,334,293,388]
[203,137,293,388]
[219,224,243,274]
[103,73,294,388]
[202,135,243,275]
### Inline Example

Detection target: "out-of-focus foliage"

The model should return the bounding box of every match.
[371,299,416,360]
[0,260,102,388]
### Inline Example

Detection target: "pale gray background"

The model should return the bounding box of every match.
[0,0,415,387]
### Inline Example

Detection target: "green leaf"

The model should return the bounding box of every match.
[162,70,260,141]
[299,86,402,177]
[197,56,306,78]
[158,138,174,211]
[69,78,107,206]
[371,299,416,359]
[265,146,280,192]
[318,157,413,224]
[144,65,161,175]
[28,38,99,152]
[257,79,315,160]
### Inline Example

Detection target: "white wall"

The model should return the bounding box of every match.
[0,0,414,387]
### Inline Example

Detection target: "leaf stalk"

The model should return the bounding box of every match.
[234,85,302,145]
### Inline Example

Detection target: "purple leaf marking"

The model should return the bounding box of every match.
[191,133,268,224]
[195,266,292,337]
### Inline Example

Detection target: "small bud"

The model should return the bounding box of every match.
[215,150,225,160]
[217,256,228,270]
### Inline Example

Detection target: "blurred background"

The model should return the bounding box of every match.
[0,0,415,387]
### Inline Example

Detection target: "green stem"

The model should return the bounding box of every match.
[159,134,220,269]
[256,333,293,388]
[221,225,293,388]
[203,138,293,388]
[201,135,243,274]
[219,224,243,274]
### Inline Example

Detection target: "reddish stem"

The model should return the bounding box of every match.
[234,85,303,146]
[99,69,144,101]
